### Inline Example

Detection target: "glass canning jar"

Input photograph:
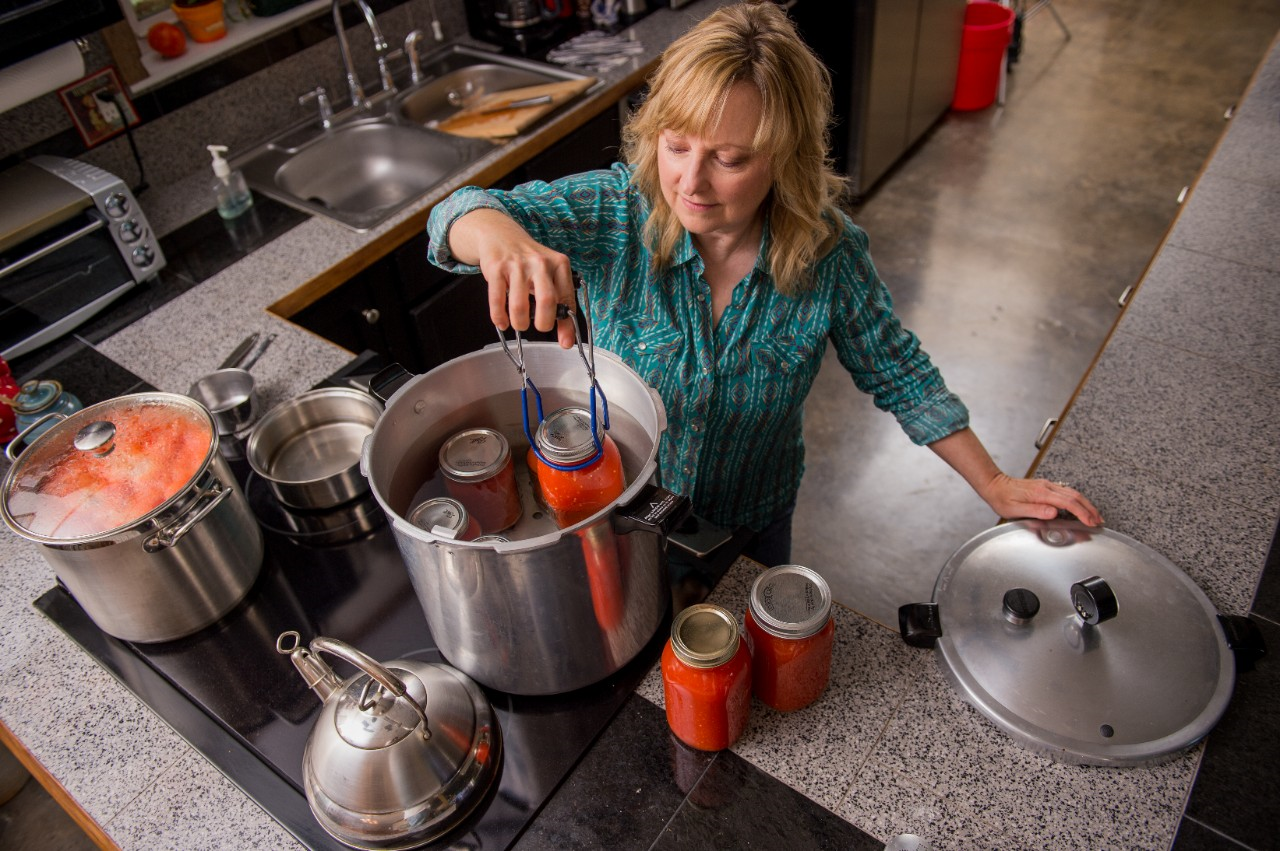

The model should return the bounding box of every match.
[407,496,480,541]
[439,427,522,534]
[744,564,835,712]
[661,603,752,751]
[526,406,624,528]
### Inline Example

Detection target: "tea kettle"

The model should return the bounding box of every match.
[276,631,502,849]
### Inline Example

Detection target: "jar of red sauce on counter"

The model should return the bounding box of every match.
[661,603,752,751]
[744,564,835,712]
[407,497,480,541]
[439,427,522,533]
[527,406,625,528]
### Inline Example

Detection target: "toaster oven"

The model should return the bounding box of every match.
[0,155,165,360]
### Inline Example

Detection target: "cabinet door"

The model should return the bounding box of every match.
[290,256,416,368]
[409,273,564,373]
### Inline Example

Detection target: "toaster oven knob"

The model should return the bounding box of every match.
[131,244,156,268]
[118,219,142,243]
[105,192,130,218]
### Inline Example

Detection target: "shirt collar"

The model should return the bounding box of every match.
[671,215,773,280]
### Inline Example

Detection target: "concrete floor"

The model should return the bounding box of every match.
[3,0,1280,846]
[791,0,1280,628]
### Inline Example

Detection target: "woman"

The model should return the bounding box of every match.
[426,0,1101,564]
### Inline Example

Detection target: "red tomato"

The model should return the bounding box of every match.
[147,22,187,59]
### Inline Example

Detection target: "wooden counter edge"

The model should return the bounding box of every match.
[0,718,120,850]
[268,63,658,321]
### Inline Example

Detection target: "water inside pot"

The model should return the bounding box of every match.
[394,386,649,542]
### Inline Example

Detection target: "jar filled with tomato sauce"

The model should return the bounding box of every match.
[407,497,480,541]
[661,603,752,751]
[526,406,624,528]
[744,564,835,712]
[439,427,522,533]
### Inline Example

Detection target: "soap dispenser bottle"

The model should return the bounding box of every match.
[207,144,253,219]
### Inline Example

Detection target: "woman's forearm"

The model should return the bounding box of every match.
[928,428,1103,526]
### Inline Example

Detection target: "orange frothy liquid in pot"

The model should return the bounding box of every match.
[13,402,212,538]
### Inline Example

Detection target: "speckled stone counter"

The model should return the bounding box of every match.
[1,8,1276,851]
[635,29,1280,850]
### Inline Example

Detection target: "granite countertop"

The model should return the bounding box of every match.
[1,7,1276,851]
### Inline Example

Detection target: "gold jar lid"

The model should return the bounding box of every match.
[670,604,740,669]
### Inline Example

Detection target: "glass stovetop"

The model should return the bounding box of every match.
[34,463,677,851]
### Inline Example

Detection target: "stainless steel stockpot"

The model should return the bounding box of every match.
[1,392,262,643]
[362,343,689,696]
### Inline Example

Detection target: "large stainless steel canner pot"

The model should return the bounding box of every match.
[362,343,689,695]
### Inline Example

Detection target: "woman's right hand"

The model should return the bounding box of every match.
[447,208,578,348]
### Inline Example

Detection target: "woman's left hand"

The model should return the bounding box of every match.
[980,474,1104,527]
[929,429,1104,527]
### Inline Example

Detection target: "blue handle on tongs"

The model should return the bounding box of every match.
[496,276,609,472]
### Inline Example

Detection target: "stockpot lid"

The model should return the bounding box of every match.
[907,519,1236,766]
[1,393,215,543]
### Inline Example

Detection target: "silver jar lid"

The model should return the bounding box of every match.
[439,428,510,481]
[533,407,602,464]
[749,564,833,640]
[670,604,741,669]
[407,497,470,538]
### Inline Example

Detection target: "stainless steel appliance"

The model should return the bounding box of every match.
[0,156,165,360]
[790,0,966,197]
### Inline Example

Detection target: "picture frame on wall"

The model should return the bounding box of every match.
[57,66,140,149]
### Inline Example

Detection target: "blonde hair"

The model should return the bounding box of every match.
[621,0,845,294]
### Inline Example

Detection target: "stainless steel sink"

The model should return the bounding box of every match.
[397,45,591,127]
[236,119,489,231]
[229,45,593,232]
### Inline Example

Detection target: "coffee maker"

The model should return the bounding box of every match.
[465,0,577,55]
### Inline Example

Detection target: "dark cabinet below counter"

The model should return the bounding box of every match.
[290,101,623,373]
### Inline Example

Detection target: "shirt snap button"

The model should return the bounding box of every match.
[638,342,647,351]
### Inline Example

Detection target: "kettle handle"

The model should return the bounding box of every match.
[309,636,431,739]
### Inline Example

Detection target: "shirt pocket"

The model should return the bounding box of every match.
[749,336,816,375]
[624,323,686,388]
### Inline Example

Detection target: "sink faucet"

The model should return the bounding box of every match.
[332,0,390,109]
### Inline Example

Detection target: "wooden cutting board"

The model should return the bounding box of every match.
[435,78,597,140]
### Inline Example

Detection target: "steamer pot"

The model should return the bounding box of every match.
[362,343,690,696]
[246,387,382,510]
[1,392,263,643]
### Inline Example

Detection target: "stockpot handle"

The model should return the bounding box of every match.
[143,477,231,553]
[309,635,431,739]
[4,413,66,461]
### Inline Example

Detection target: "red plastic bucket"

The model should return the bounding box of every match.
[952,1,1015,111]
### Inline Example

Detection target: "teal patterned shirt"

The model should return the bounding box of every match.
[426,163,969,530]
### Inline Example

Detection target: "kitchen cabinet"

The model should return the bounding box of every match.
[792,0,966,197]
[293,102,622,372]
[290,253,424,371]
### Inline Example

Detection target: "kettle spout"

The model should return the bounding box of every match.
[277,630,344,701]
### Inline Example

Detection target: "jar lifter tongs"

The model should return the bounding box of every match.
[497,273,609,471]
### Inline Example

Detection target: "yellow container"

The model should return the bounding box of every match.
[172,0,227,43]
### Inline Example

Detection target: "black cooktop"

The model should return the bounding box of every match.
[34,458,685,851]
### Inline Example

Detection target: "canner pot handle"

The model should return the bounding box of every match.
[610,483,691,537]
